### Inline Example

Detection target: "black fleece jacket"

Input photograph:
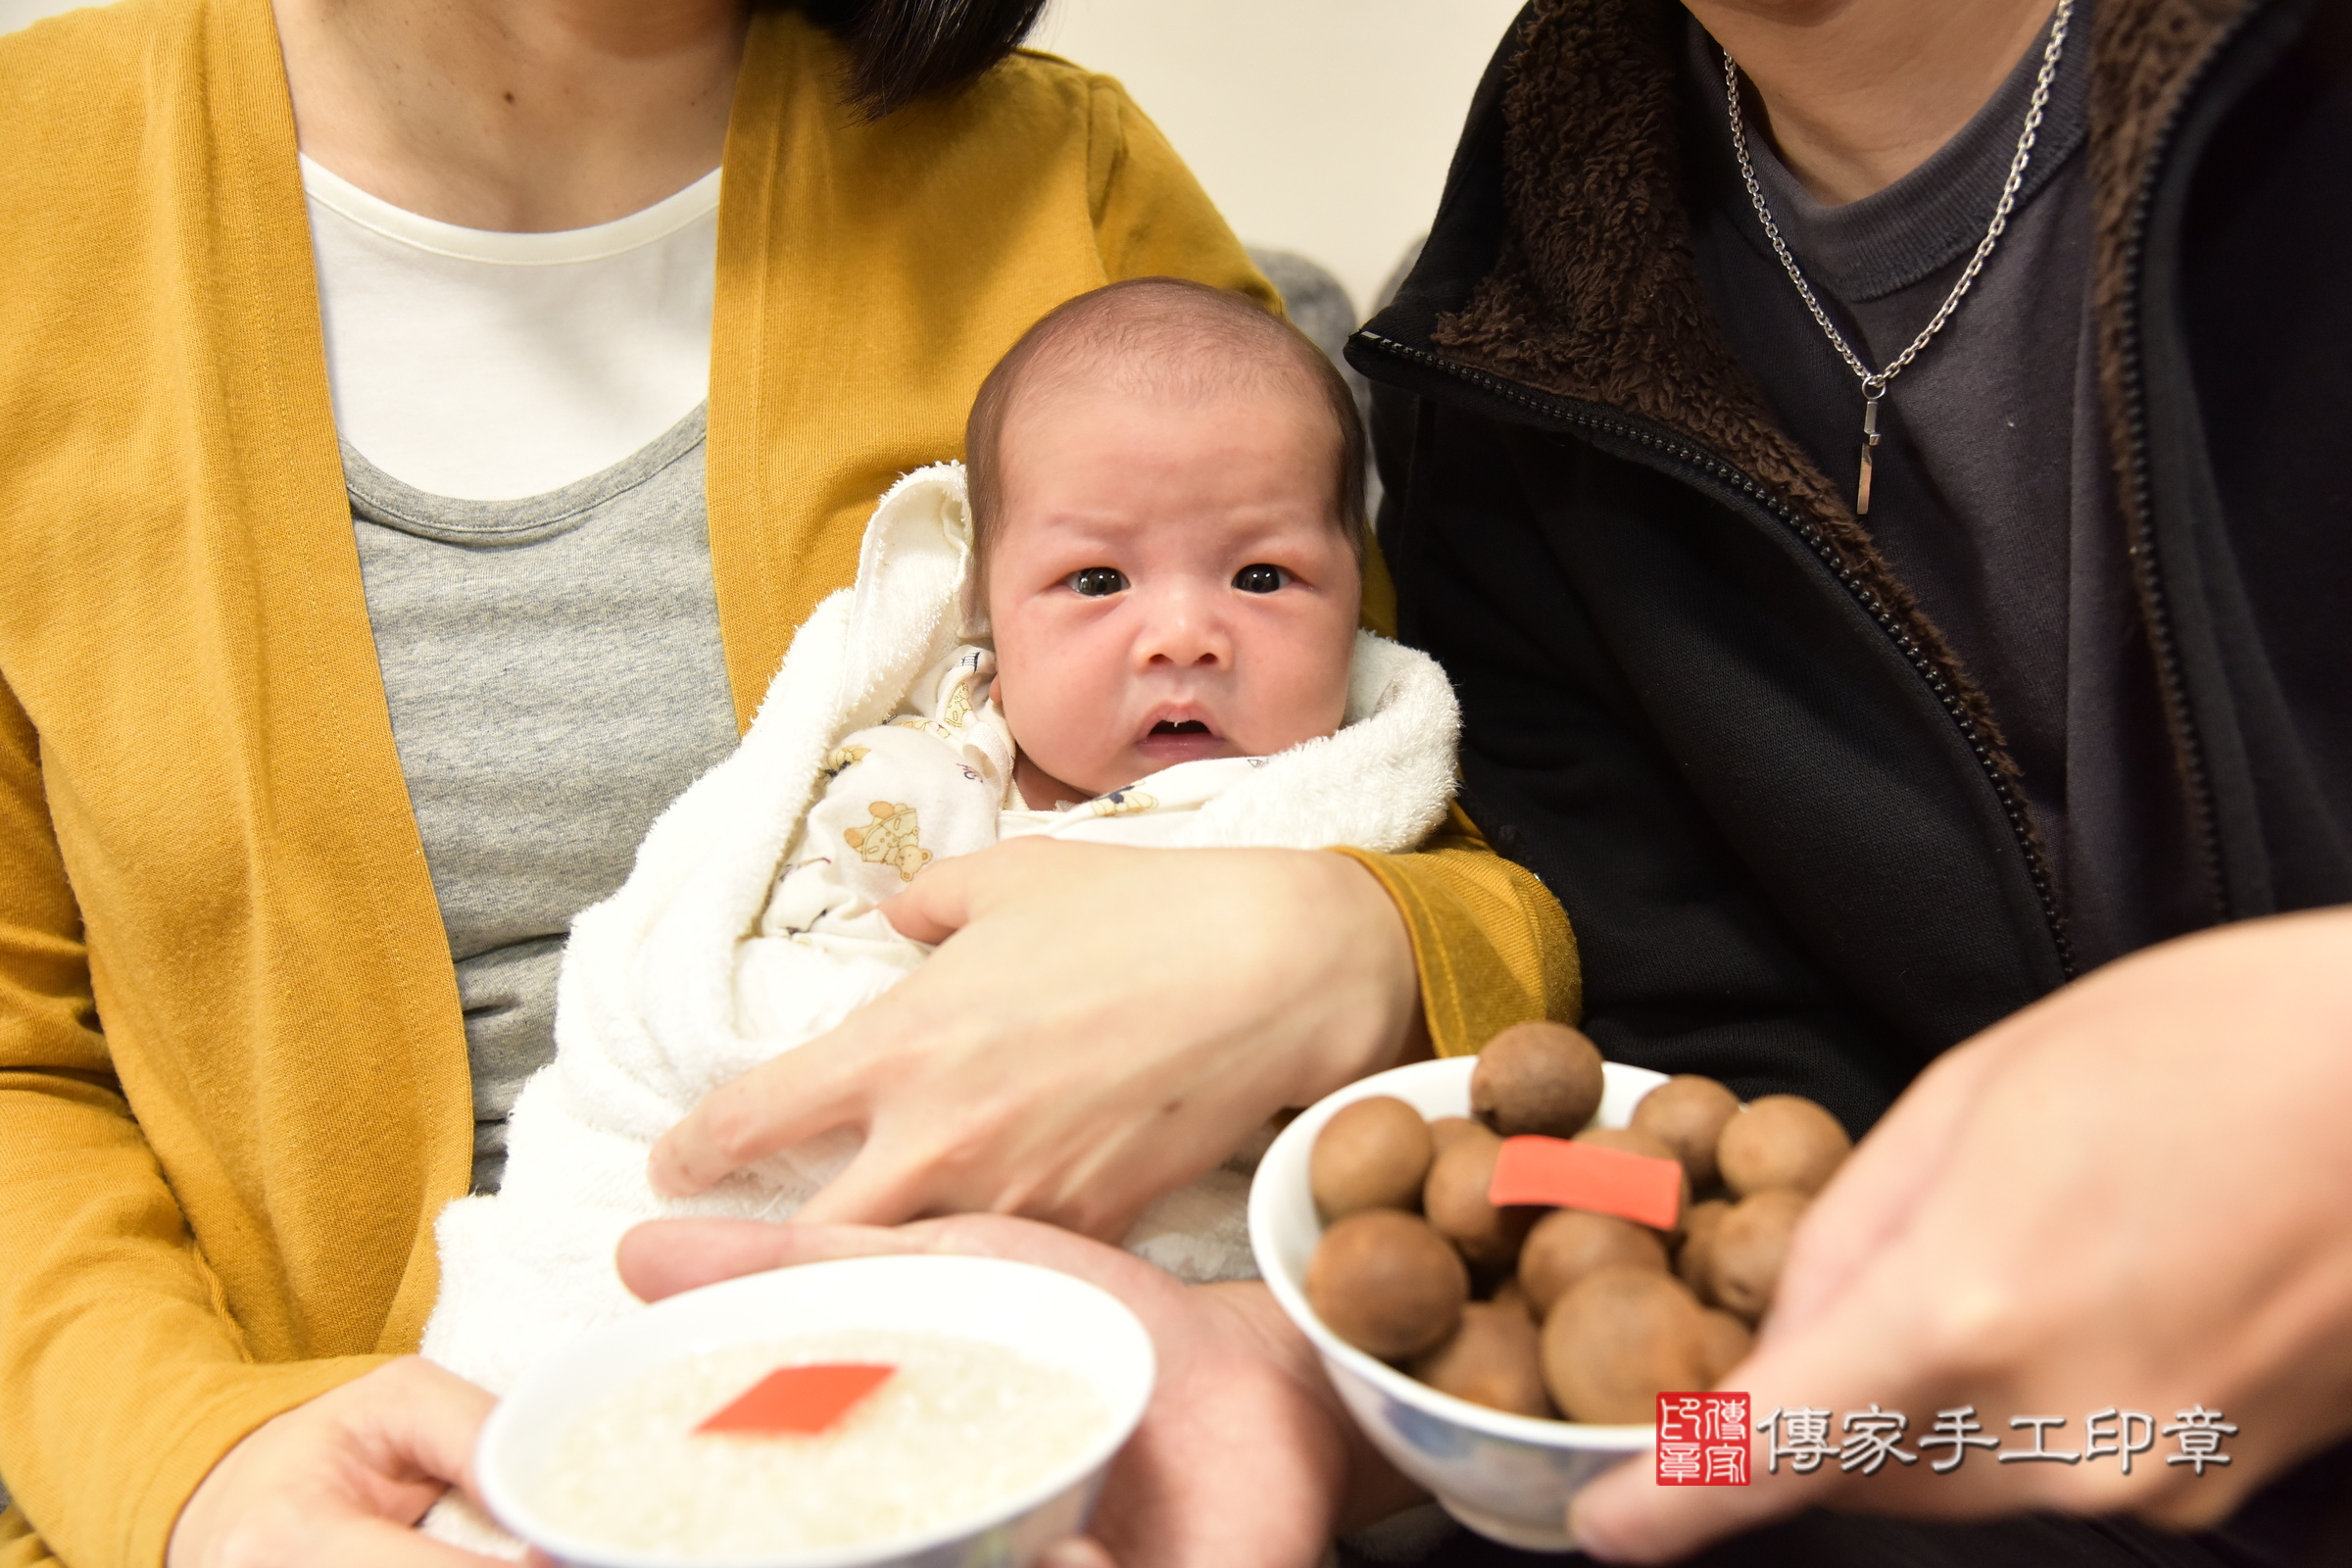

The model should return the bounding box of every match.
[1352,0,2352,1137]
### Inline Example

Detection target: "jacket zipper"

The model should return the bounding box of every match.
[1354,329,2075,979]
[2111,2,2270,925]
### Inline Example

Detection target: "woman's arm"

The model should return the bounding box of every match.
[0,676,404,1565]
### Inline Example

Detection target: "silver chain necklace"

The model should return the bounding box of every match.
[1723,0,2074,514]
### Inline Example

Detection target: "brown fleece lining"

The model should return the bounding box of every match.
[2087,0,2249,902]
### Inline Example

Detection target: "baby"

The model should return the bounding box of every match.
[418,280,1462,1466]
[742,276,1379,1020]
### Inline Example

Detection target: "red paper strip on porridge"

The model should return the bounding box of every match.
[696,1362,897,1437]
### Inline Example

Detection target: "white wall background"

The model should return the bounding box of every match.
[1031,0,1523,316]
[1,0,1523,318]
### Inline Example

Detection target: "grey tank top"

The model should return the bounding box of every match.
[347,406,742,1192]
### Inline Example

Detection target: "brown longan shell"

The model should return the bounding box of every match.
[1488,1275,1534,1319]
[1427,1116,1487,1159]
[1518,1207,1668,1318]
[1305,1209,1470,1361]
[1630,1076,1741,1190]
[1410,1300,1552,1418]
[1470,1022,1604,1139]
[1309,1097,1434,1222]
[1422,1123,1538,1271]
[1675,1199,1733,1304]
[1696,1308,1753,1384]
[1540,1265,1712,1425]
[1716,1096,1851,1199]
[1707,1189,1810,1323]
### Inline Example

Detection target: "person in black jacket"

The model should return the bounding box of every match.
[1351,0,2352,1560]
[619,2,2352,1564]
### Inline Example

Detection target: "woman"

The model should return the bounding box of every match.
[0,0,1575,1561]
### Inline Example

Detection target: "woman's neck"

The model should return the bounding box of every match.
[274,0,750,231]
[1687,0,2059,205]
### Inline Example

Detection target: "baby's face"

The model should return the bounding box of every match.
[985,380,1360,805]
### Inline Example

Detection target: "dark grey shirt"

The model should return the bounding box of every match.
[348,407,741,1191]
[1685,4,2205,970]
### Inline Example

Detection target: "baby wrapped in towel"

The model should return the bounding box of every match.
[418,281,1461,1497]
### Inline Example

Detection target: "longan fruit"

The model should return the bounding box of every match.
[1707,1189,1810,1323]
[1422,1122,1538,1271]
[1518,1207,1667,1317]
[1675,1199,1733,1304]
[1696,1308,1753,1383]
[1541,1266,1712,1425]
[1410,1300,1552,1418]
[1489,1275,1534,1319]
[1305,1209,1469,1361]
[1631,1076,1740,1190]
[1427,1116,1486,1158]
[1716,1096,1851,1199]
[1309,1097,1434,1221]
[1470,1022,1604,1139]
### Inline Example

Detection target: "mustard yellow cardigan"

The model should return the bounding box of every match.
[0,1,1577,1560]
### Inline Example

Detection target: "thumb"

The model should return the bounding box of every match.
[875,851,983,945]
[1037,1539,1119,1568]
[875,834,1055,944]
[616,1217,917,1301]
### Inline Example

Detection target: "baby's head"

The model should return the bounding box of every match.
[966,277,1367,807]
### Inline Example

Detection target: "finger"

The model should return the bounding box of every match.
[371,1359,498,1505]
[648,1035,873,1197]
[1035,1537,1118,1568]
[876,834,1058,945]
[616,1217,917,1300]
[332,1514,517,1566]
[788,1136,943,1228]
[875,850,987,946]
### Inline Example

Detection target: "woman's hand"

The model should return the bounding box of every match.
[166,1357,507,1568]
[648,838,1426,1237]
[617,1213,1422,1568]
[1570,907,2352,1561]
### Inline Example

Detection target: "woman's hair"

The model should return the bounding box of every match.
[798,0,1052,119]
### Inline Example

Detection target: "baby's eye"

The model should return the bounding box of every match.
[1068,566,1129,597]
[1233,564,1289,594]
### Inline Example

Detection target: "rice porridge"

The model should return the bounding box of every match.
[535,1330,1111,1557]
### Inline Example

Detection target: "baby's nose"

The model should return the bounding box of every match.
[1137,590,1230,668]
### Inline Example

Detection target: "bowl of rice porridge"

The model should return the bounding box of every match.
[475,1254,1156,1568]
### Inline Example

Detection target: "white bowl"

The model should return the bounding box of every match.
[476,1254,1156,1568]
[1250,1055,1669,1553]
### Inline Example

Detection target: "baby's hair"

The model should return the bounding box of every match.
[963,277,1368,588]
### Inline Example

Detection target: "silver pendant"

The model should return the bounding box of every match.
[1857,394,1883,515]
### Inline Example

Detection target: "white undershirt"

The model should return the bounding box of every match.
[301,158,720,499]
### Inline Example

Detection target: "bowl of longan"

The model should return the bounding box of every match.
[1247,1025,1852,1551]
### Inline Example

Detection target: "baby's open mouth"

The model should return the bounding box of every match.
[1150,719,1211,736]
